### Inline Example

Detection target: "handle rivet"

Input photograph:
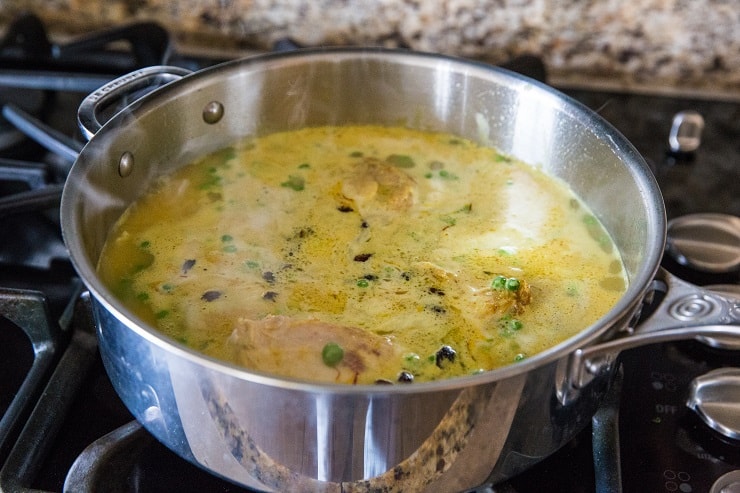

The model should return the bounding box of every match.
[119,151,134,177]
[203,101,224,124]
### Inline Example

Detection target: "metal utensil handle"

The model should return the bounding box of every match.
[77,65,192,141]
[568,268,740,390]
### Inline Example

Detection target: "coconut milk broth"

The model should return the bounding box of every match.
[96,125,626,383]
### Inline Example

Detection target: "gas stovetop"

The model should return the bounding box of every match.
[0,12,738,493]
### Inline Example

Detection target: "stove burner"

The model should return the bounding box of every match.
[0,12,154,158]
[0,288,64,464]
[65,421,251,493]
[0,11,171,181]
[0,13,173,285]
[0,12,170,81]
[0,290,99,492]
[0,103,81,218]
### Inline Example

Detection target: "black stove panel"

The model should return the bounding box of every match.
[620,342,740,493]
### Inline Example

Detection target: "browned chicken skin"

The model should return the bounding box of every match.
[489,279,532,316]
[341,157,417,216]
[228,315,404,384]
[414,261,532,319]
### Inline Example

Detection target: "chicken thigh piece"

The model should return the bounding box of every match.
[228,315,405,384]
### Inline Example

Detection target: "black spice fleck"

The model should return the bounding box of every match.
[428,304,446,314]
[397,371,414,383]
[263,291,279,301]
[201,290,222,302]
[181,259,196,274]
[262,271,275,283]
[435,345,456,368]
[297,227,314,239]
[354,253,373,262]
[337,205,354,212]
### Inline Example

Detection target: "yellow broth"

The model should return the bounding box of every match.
[97,125,627,384]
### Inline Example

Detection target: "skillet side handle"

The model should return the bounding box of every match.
[564,268,740,395]
[77,65,192,141]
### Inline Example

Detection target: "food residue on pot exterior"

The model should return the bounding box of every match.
[97,125,627,384]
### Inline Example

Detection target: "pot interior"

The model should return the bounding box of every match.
[62,48,666,369]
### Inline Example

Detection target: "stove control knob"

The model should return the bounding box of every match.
[669,110,704,153]
[666,213,740,274]
[687,368,740,441]
[709,470,740,493]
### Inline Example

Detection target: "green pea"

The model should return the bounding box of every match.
[322,342,344,367]
[281,175,305,191]
[491,275,507,290]
[386,154,415,168]
[404,353,421,367]
[505,278,520,291]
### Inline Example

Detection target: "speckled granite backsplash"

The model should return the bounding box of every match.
[1,0,739,99]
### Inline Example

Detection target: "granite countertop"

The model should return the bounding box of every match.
[1,0,738,99]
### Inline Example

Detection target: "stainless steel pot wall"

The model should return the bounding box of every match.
[60,49,739,492]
